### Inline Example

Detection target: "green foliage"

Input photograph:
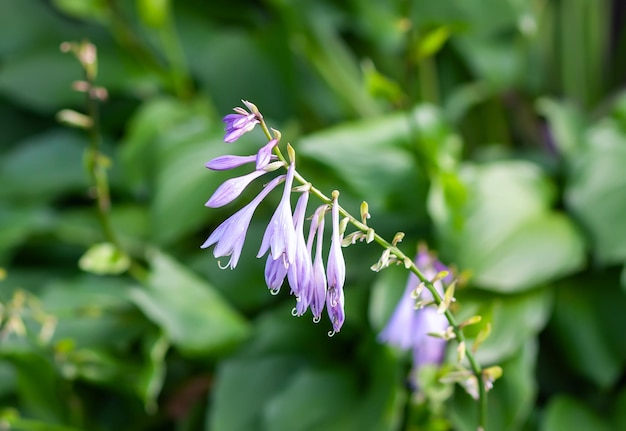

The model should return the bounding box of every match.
[1,0,624,430]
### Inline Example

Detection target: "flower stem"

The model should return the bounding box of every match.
[258,118,487,430]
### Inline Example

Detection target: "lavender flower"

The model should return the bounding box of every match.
[223,100,260,143]
[326,195,346,334]
[379,250,450,381]
[258,163,297,266]
[206,155,257,171]
[307,205,328,322]
[201,175,285,269]
[289,191,313,316]
[205,169,268,208]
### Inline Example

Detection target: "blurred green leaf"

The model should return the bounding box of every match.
[0,130,87,202]
[549,273,626,388]
[430,161,585,292]
[208,355,303,431]
[137,0,170,28]
[52,0,108,21]
[78,242,130,275]
[566,117,626,264]
[540,395,611,431]
[416,26,451,60]
[129,250,249,356]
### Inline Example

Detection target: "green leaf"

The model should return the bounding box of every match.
[0,130,87,202]
[549,273,626,388]
[207,356,303,431]
[540,395,611,431]
[129,250,249,356]
[430,161,585,292]
[78,243,131,275]
[263,369,357,431]
[566,118,626,263]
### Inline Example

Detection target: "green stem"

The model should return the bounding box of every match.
[259,118,487,430]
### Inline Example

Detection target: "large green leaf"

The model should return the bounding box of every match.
[548,273,626,388]
[0,130,87,202]
[430,160,585,292]
[129,251,249,356]
[540,395,611,431]
[566,117,626,264]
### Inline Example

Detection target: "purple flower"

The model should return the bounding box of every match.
[326,196,346,334]
[258,163,297,266]
[205,169,268,208]
[201,175,285,269]
[206,155,257,171]
[307,205,328,323]
[223,101,261,143]
[289,191,313,316]
[378,250,450,380]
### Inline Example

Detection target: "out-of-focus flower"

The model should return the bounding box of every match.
[258,163,297,266]
[379,249,450,383]
[326,195,346,334]
[201,175,285,269]
[222,100,260,143]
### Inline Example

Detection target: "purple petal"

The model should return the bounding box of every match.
[265,253,289,294]
[326,197,346,333]
[256,139,278,170]
[288,192,313,314]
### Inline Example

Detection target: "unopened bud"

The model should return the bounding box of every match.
[57,109,93,129]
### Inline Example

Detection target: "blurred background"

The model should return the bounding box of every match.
[1,0,626,430]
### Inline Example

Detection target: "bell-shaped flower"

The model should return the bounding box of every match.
[201,174,285,269]
[289,191,313,316]
[326,195,346,334]
[307,205,328,322]
[257,163,297,266]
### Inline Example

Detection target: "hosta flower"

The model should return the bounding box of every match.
[258,163,297,266]
[289,191,313,316]
[223,100,260,143]
[201,175,285,269]
[379,250,450,380]
[264,253,289,295]
[205,154,257,171]
[205,169,268,208]
[307,205,328,322]
[326,195,346,334]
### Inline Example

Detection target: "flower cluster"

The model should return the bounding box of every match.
[202,101,347,334]
[378,248,451,387]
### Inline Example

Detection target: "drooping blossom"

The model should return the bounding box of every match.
[258,163,297,267]
[264,253,289,295]
[201,175,285,269]
[378,249,451,383]
[289,191,313,316]
[307,205,328,323]
[326,194,346,334]
[222,100,260,143]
